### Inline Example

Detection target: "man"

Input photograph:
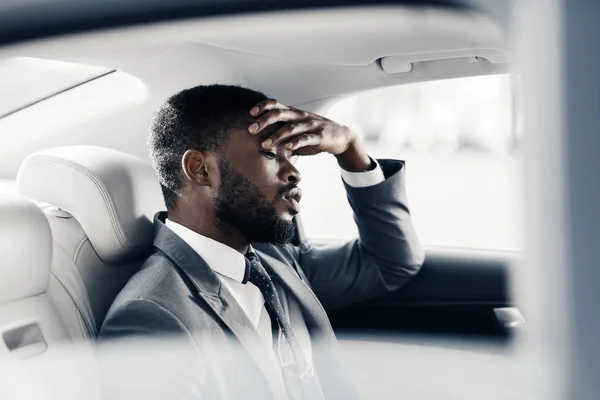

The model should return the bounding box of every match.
[99,84,424,400]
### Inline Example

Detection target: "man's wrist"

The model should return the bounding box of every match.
[335,139,373,172]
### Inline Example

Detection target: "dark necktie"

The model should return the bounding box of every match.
[243,252,324,400]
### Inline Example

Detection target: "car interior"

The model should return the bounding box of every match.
[0,3,523,399]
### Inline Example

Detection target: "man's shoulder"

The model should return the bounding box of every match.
[109,251,191,310]
[99,251,197,337]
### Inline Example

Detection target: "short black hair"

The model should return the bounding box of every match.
[148,84,268,209]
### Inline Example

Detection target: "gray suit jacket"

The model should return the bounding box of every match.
[98,159,424,400]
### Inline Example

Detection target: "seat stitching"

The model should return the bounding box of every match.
[52,240,98,332]
[77,310,95,344]
[74,237,90,261]
[25,155,131,249]
[52,237,98,336]
[51,269,98,337]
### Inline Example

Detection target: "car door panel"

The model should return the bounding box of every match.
[325,247,518,340]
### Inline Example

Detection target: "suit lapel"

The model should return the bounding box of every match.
[195,288,287,399]
[258,249,362,400]
[256,251,337,344]
[152,213,286,398]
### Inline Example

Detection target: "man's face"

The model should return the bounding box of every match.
[213,123,302,244]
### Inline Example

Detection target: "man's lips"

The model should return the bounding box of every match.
[284,187,302,203]
[282,187,302,213]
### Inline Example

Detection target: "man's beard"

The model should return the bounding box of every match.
[214,158,296,245]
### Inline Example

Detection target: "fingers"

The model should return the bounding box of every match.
[249,98,284,117]
[248,99,324,152]
[284,133,321,152]
[249,109,302,135]
[248,99,311,135]
[260,123,298,148]
[262,119,322,149]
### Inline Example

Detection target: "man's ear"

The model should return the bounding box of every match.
[181,149,218,187]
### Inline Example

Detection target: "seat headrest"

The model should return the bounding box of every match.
[16,146,164,264]
[0,193,52,304]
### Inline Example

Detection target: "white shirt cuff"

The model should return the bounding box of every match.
[340,158,385,188]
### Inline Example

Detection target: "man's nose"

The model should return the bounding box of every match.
[282,162,302,184]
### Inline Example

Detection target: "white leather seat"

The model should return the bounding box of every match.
[0,193,97,400]
[16,146,164,344]
[0,192,68,358]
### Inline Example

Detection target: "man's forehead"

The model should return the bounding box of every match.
[229,122,285,141]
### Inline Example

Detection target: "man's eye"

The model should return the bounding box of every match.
[261,151,277,159]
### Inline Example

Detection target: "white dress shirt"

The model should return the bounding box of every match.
[338,158,385,188]
[164,161,385,365]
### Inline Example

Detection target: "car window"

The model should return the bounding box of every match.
[297,74,523,252]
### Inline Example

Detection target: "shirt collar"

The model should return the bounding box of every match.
[165,218,250,283]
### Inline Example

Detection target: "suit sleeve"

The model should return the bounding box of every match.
[97,300,209,400]
[293,159,425,311]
